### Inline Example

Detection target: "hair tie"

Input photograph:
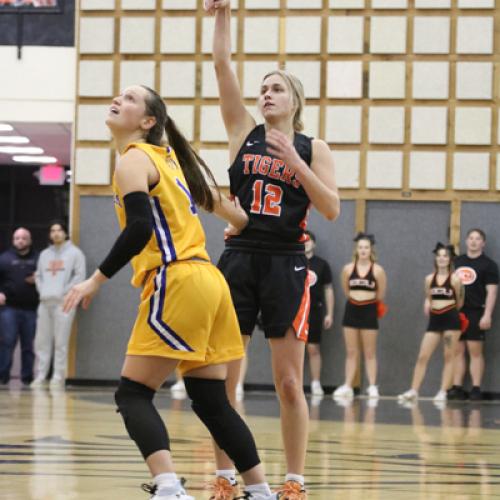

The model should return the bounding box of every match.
[353,232,376,245]
[432,242,456,257]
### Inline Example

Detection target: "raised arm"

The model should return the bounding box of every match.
[211,1,255,157]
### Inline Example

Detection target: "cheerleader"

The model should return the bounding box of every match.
[333,233,386,400]
[398,243,464,403]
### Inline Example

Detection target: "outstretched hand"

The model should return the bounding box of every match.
[63,272,106,313]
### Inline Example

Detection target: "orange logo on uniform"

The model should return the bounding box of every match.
[308,269,318,287]
[47,260,65,276]
[455,266,477,286]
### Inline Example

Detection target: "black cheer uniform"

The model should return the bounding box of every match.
[217,125,313,340]
[427,273,460,333]
[342,263,378,330]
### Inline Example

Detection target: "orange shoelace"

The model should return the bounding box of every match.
[276,480,307,500]
[207,476,238,500]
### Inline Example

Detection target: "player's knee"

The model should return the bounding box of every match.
[346,347,359,359]
[184,377,260,472]
[364,350,376,361]
[275,374,302,405]
[115,377,170,459]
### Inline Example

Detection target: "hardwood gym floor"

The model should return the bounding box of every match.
[1,384,499,499]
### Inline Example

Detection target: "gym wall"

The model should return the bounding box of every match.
[73,1,500,393]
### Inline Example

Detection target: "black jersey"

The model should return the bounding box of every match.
[430,273,456,312]
[348,263,377,304]
[227,124,312,249]
[455,253,499,310]
[308,255,333,311]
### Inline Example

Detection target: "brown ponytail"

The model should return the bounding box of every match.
[141,85,218,212]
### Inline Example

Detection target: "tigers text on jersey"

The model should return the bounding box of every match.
[228,124,312,245]
[112,142,209,288]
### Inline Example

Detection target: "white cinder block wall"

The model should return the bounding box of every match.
[74,0,499,193]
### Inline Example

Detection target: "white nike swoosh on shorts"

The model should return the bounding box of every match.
[294,266,306,271]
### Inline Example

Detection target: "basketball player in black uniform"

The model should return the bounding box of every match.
[398,243,464,404]
[333,233,386,400]
[449,229,499,401]
[206,1,340,498]
[304,230,334,397]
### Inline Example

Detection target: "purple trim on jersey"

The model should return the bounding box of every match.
[175,178,198,215]
[150,196,177,265]
[147,267,194,352]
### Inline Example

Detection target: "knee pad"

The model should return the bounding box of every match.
[114,377,170,459]
[184,377,260,473]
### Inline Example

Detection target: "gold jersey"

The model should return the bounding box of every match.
[112,142,210,288]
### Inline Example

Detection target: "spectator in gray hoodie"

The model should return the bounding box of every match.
[32,221,86,388]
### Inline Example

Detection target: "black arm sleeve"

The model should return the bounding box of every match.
[98,191,154,279]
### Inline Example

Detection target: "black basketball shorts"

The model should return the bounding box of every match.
[217,249,310,340]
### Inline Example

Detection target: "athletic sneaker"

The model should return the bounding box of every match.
[447,385,468,401]
[49,377,65,389]
[333,384,354,399]
[433,390,447,402]
[469,386,482,401]
[398,389,418,402]
[366,385,379,398]
[310,380,324,396]
[208,476,239,500]
[141,479,194,500]
[236,383,244,402]
[30,377,46,388]
[273,480,307,499]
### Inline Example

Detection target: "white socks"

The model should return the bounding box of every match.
[216,469,237,486]
[154,472,178,491]
[245,483,272,496]
[286,473,305,486]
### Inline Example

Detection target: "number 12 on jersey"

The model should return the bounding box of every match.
[250,179,283,217]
